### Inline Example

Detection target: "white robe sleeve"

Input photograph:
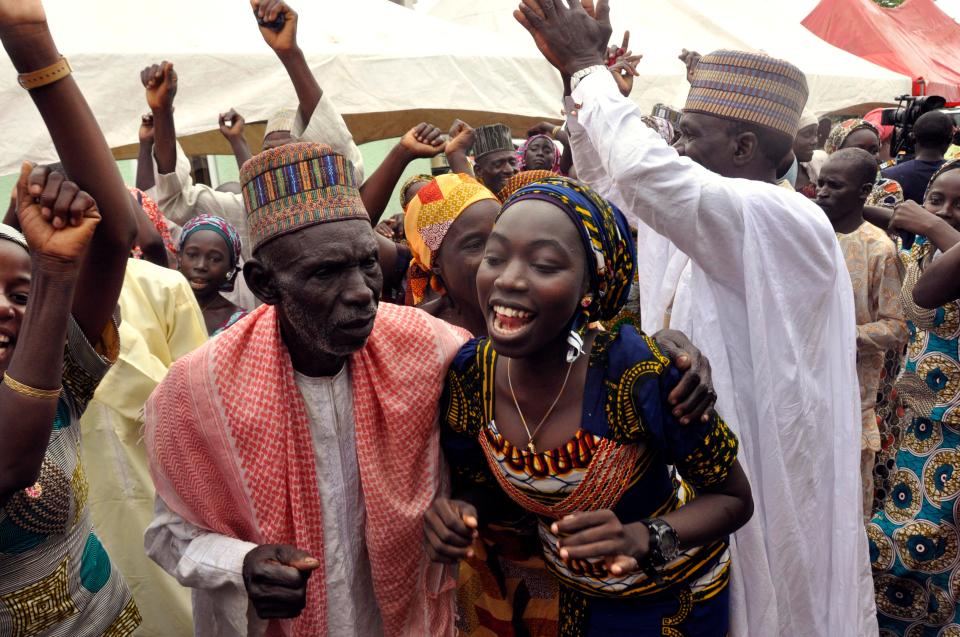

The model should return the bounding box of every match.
[145,496,266,637]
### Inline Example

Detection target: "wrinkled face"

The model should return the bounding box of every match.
[523,137,556,171]
[0,241,31,374]
[841,128,881,161]
[179,230,233,298]
[258,220,382,358]
[925,169,960,231]
[476,199,587,359]
[262,130,294,151]
[794,123,819,163]
[674,112,736,177]
[433,199,500,312]
[475,150,518,194]
[816,160,869,223]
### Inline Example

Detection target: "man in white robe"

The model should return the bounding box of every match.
[514,3,875,636]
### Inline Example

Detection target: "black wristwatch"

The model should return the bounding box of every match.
[643,518,680,566]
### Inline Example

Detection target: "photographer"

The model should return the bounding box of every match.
[882,110,953,204]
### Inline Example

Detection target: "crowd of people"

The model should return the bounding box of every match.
[2,0,960,635]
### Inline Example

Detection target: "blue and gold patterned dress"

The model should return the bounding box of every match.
[869,240,960,636]
[0,318,140,636]
[442,324,739,637]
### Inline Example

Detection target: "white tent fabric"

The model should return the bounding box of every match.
[0,0,562,175]
[426,0,912,116]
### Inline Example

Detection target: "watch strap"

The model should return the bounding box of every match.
[18,56,72,91]
[644,518,680,566]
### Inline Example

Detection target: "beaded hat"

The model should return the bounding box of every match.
[685,50,809,139]
[472,123,514,160]
[240,142,368,250]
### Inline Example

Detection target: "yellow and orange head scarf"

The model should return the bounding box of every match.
[403,173,498,306]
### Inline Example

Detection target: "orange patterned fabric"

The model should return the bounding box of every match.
[146,302,468,636]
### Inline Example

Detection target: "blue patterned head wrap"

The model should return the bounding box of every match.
[179,214,243,268]
[500,176,636,324]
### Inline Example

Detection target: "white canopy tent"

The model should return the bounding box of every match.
[0,0,562,175]
[426,0,913,116]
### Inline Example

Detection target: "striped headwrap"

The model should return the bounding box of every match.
[179,214,243,267]
[241,143,367,251]
[685,50,808,139]
[501,176,635,324]
[924,159,960,202]
[497,169,557,203]
[398,174,433,212]
[403,173,498,305]
[825,119,880,155]
[516,134,561,172]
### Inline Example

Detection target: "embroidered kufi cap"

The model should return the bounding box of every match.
[685,50,809,139]
[241,142,368,250]
[265,108,298,137]
[471,124,514,160]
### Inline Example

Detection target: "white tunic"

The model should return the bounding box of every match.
[567,70,876,637]
[145,365,383,637]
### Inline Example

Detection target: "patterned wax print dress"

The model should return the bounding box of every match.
[442,324,739,637]
[0,317,141,636]
[869,240,960,636]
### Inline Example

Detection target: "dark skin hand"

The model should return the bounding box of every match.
[0,163,102,506]
[515,0,613,76]
[242,544,320,619]
[219,108,253,170]
[913,242,960,309]
[141,60,178,175]
[679,49,701,84]
[445,119,476,177]
[0,1,135,504]
[136,113,156,191]
[653,329,718,424]
[361,122,445,227]
[889,201,960,254]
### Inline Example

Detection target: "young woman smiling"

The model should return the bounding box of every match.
[427,176,753,636]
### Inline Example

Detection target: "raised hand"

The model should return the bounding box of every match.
[424,497,479,564]
[679,49,701,84]
[514,0,612,76]
[252,0,298,53]
[445,120,476,157]
[400,123,446,159]
[138,113,154,145]
[16,163,100,267]
[553,510,649,576]
[0,0,45,27]
[242,544,320,619]
[609,52,642,98]
[218,109,246,142]
[889,200,944,237]
[141,61,177,113]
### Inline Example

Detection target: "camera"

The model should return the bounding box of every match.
[881,94,947,158]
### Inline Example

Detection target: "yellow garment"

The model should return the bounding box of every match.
[80,259,207,637]
[402,173,498,305]
[948,144,960,161]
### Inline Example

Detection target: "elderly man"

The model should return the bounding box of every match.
[515,2,873,636]
[471,123,519,194]
[144,143,466,637]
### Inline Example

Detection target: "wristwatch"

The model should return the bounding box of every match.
[570,64,608,91]
[643,518,680,566]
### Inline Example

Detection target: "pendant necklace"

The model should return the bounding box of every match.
[507,357,575,454]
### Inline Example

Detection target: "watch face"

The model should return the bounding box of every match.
[660,528,679,558]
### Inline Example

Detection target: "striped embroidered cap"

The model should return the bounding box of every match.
[241,142,368,251]
[471,124,514,161]
[685,50,809,139]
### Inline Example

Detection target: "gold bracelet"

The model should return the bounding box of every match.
[2,372,61,400]
[17,56,72,91]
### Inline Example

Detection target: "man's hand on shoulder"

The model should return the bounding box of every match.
[654,328,718,425]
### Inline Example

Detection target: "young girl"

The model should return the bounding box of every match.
[426,176,753,636]
[177,214,246,335]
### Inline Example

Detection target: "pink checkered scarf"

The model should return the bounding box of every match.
[146,302,466,636]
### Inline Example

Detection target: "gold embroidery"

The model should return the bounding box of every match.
[0,558,78,637]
